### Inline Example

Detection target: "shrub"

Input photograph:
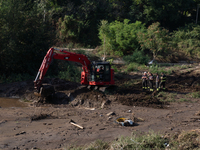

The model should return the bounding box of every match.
[148,65,172,75]
[171,24,200,57]
[138,22,170,59]
[99,19,146,56]
[125,63,139,72]
[123,50,150,65]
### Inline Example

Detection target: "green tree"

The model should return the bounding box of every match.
[137,22,169,59]
[99,19,146,56]
[57,15,82,43]
[99,20,109,60]
[0,0,54,75]
[129,0,196,30]
[172,24,200,57]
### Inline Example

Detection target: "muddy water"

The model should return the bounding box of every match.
[0,97,27,108]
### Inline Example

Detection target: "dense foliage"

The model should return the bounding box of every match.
[171,24,200,57]
[0,0,200,79]
[99,19,145,56]
[123,50,150,65]
[0,0,55,76]
[137,22,170,59]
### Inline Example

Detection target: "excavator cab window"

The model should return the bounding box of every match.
[104,64,111,81]
[90,62,111,82]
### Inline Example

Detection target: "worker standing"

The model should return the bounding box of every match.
[148,73,154,91]
[142,72,148,91]
[156,73,159,91]
[147,72,151,89]
[159,72,166,90]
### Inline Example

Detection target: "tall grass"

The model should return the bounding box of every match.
[67,130,200,150]
[125,62,140,72]
[148,65,172,75]
[111,131,167,150]
[190,92,200,98]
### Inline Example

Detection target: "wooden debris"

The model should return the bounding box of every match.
[69,119,84,129]
[79,107,95,110]
[101,100,110,109]
[134,117,144,122]
[101,101,105,109]
[85,107,95,110]
[195,110,200,116]
[106,112,115,116]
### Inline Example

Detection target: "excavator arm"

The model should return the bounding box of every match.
[34,47,91,94]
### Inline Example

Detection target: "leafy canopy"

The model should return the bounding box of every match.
[99,19,146,56]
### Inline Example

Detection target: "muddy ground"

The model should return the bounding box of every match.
[1,65,200,149]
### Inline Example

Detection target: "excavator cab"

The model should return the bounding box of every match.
[88,62,114,85]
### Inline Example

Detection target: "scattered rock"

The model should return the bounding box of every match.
[127,110,132,113]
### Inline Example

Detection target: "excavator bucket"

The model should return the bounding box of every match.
[34,85,55,97]
[34,92,42,97]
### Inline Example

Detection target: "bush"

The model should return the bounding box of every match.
[99,19,146,56]
[148,65,172,75]
[171,24,200,57]
[125,63,140,72]
[123,50,150,65]
[138,22,170,59]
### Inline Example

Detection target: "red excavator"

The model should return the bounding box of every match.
[34,47,114,96]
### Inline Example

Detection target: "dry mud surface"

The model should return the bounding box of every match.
[1,68,200,149]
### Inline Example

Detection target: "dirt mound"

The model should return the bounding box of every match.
[0,77,168,109]
[69,88,107,108]
[167,72,200,93]
[117,93,166,108]
[0,80,34,97]
[2,71,197,109]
